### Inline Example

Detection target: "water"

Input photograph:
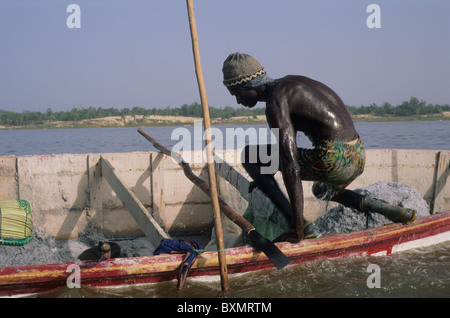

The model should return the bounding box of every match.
[1,120,449,298]
[37,241,448,298]
[0,121,449,157]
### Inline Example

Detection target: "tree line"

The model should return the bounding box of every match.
[0,97,449,126]
[0,103,265,126]
[346,97,449,117]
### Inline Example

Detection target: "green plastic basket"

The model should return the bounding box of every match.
[0,200,33,246]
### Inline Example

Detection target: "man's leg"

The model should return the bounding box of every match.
[241,144,293,226]
[313,182,416,224]
[241,145,319,239]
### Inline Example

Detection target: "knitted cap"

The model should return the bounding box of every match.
[222,53,267,87]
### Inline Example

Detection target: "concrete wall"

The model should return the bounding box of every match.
[0,152,216,239]
[150,151,214,235]
[0,149,448,239]
[0,153,155,239]
[89,153,154,238]
[0,154,90,239]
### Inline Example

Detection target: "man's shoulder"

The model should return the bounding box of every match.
[274,75,316,90]
[278,74,314,82]
[269,75,314,98]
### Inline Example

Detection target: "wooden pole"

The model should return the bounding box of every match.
[186,0,229,291]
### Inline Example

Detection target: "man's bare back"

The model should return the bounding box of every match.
[265,75,358,145]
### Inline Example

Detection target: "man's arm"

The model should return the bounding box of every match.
[266,98,304,242]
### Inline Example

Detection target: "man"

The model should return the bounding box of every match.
[222,52,416,243]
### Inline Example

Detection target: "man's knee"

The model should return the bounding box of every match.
[241,144,280,175]
[241,144,271,164]
[241,145,253,163]
[241,145,260,177]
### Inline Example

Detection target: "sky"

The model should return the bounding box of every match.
[0,0,449,113]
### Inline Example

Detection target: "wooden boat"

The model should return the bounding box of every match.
[0,148,449,296]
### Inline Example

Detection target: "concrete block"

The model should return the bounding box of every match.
[0,157,17,200]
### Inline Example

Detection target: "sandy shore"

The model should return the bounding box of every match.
[1,112,449,130]
[0,114,268,130]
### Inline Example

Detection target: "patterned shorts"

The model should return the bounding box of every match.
[298,137,366,194]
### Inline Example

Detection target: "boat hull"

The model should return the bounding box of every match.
[1,211,449,297]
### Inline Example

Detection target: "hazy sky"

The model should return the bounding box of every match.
[1,0,449,113]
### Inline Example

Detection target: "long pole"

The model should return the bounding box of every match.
[186,0,229,292]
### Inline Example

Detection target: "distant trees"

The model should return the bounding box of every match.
[0,103,266,126]
[1,97,449,127]
[346,97,450,117]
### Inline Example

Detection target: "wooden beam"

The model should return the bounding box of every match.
[186,0,229,291]
[100,157,169,247]
[431,151,450,214]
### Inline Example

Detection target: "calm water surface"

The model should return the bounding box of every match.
[0,121,449,156]
[1,121,449,298]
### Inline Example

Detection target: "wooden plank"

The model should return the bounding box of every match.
[100,157,169,246]
[150,153,166,229]
[88,154,104,230]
